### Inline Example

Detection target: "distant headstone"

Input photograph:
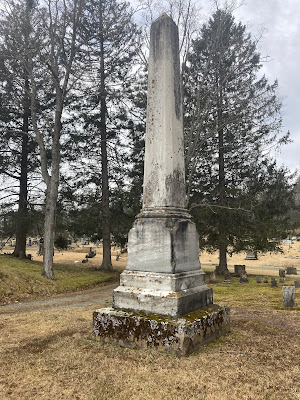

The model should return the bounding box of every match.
[256,277,261,283]
[282,286,295,307]
[286,267,297,275]
[239,272,249,284]
[223,271,231,284]
[279,269,286,278]
[209,270,217,284]
[234,265,246,277]
[279,277,284,283]
[87,248,96,258]
[271,277,277,287]
[263,276,269,283]
[294,280,300,288]
[245,251,258,260]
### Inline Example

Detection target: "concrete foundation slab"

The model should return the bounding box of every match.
[93,305,230,356]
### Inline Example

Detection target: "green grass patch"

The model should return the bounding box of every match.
[210,274,300,310]
[0,255,117,305]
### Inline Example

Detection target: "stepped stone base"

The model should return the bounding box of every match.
[113,270,213,317]
[93,305,230,356]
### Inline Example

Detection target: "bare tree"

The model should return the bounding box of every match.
[26,0,85,279]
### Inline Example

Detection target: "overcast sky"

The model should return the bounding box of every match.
[206,0,300,174]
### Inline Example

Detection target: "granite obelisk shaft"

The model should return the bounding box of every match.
[143,14,186,209]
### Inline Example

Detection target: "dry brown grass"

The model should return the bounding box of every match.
[1,243,299,399]
[0,299,299,400]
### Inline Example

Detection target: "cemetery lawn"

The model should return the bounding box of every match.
[0,276,300,400]
[0,255,117,305]
[0,285,299,400]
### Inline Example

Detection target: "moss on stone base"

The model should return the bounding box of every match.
[93,305,230,356]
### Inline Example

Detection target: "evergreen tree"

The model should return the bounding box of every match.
[0,0,40,258]
[184,10,292,274]
[72,0,140,270]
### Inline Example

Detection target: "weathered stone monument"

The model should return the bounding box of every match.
[209,270,217,284]
[234,264,246,277]
[271,277,278,287]
[279,268,286,278]
[286,266,297,275]
[93,14,230,355]
[282,286,295,307]
[245,250,258,260]
[239,271,249,284]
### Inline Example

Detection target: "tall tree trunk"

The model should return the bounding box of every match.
[42,104,61,279]
[42,190,56,280]
[13,78,30,258]
[99,0,112,271]
[216,90,228,275]
[42,143,60,279]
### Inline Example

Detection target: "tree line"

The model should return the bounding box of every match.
[0,0,297,278]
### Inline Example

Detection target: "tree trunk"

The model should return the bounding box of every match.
[99,0,112,271]
[42,153,60,279]
[216,88,228,275]
[12,93,29,258]
[13,112,29,257]
[41,105,61,279]
[42,190,56,279]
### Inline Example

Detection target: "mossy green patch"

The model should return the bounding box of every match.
[0,255,117,304]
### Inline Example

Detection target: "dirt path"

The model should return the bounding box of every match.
[0,283,116,315]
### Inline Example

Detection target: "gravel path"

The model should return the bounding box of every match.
[0,283,117,315]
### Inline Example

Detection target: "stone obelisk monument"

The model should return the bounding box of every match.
[93,14,230,355]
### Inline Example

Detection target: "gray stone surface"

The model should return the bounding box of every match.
[111,14,213,318]
[263,276,269,283]
[271,277,277,287]
[294,280,300,288]
[279,268,286,278]
[93,305,230,356]
[113,270,212,317]
[239,272,249,284]
[143,14,185,209]
[286,266,297,275]
[245,251,258,260]
[233,265,245,277]
[209,270,217,284]
[93,15,228,357]
[126,215,201,274]
[282,286,295,307]
[256,277,261,283]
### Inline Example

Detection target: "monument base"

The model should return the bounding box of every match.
[113,270,213,317]
[93,305,230,356]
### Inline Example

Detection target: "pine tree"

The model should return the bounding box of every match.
[74,0,140,270]
[0,0,39,258]
[184,9,292,274]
